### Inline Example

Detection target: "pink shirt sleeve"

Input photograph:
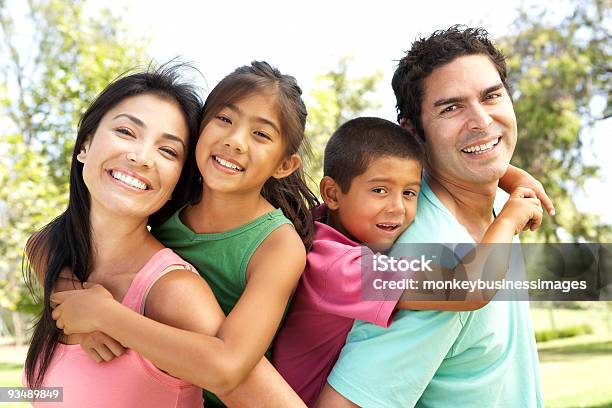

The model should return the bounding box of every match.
[303,243,404,328]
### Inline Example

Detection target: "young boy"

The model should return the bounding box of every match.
[272,117,543,406]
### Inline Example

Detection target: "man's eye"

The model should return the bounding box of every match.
[485,93,502,101]
[441,105,458,114]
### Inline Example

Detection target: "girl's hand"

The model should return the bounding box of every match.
[499,165,555,216]
[65,332,127,362]
[50,284,117,335]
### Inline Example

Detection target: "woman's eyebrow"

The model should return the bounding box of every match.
[113,113,185,150]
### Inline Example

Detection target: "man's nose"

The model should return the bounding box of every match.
[467,104,493,131]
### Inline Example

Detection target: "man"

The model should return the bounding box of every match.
[318,25,544,407]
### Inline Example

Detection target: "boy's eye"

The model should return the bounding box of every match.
[372,188,387,194]
[216,115,232,124]
[404,190,417,198]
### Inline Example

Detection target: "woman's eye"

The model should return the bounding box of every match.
[116,127,134,137]
[160,147,178,158]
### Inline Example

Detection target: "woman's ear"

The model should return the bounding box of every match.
[320,176,341,210]
[76,139,92,163]
[272,153,301,179]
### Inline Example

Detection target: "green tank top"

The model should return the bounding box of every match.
[152,207,293,408]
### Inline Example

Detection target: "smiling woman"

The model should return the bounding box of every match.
[21,63,210,407]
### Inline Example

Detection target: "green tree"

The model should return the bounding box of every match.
[500,0,611,242]
[0,0,148,343]
[304,56,383,192]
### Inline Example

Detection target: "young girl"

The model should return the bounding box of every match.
[50,61,318,406]
[24,64,210,406]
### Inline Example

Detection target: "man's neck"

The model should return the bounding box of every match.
[426,170,498,242]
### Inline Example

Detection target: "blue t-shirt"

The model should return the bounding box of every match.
[327,178,543,407]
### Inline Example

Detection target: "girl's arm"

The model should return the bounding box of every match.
[51,224,306,397]
[499,164,555,215]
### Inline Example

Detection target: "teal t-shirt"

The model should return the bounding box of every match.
[327,178,543,408]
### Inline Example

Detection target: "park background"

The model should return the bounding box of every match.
[0,0,610,406]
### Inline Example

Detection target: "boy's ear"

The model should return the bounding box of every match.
[272,153,301,179]
[320,176,341,210]
[76,138,92,163]
[399,118,416,134]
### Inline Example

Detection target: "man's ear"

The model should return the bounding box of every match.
[320,176,342,210]
[272,153,301,179]
[76,138,92,163]
[399,118,416,134]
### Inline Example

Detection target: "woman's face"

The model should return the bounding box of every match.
[78,93,189,220]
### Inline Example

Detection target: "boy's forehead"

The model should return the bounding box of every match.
[360,155,422,183]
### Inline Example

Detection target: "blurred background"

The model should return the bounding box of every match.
[0,0,610,406]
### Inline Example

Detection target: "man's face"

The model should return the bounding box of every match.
[419,54,517,187]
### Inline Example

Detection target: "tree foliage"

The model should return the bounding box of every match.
[304,56,383,192]
[0,0,148,327]
[500,0,611,242]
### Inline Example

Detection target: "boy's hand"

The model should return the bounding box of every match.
[497,187,544,234]
[65,332,126,363]
[51,284,116,335]
[499,165,555,216]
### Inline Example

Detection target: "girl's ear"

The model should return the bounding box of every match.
[320,176,341,210]
[76,138,92,163]
[272,153,301,179]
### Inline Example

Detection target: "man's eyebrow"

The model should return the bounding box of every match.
[432,83,505,108]
[113,113,145,127]
[480,83,505,98]
[226,103,281,135]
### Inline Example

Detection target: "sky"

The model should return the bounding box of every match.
[12,0,612,223]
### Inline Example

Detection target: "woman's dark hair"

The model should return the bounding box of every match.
[23,62,203,388]
[392,25,510,140]
[195,61,319,248]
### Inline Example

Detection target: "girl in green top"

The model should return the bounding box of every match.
[50,61,318,407]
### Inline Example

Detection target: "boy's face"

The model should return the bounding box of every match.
[327,156,422,251]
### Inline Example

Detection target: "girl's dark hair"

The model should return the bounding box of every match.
[23,63,203,388]
[195,61,319,248]
[392,25,510,140]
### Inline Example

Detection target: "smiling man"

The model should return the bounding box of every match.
[321,26,544,407]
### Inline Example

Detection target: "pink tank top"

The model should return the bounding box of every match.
[34,248,204,408]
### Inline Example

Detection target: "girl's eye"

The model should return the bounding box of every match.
[116,127,135,137]
[372,188,387,194]
[216,115,232,124]
[254,130,272,140]
[160,147,178,158]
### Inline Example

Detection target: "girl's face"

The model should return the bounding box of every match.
[78,93,189,220]
[196,91,298,195]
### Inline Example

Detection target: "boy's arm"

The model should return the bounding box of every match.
[396,187,543,311]
[499,164,555,215]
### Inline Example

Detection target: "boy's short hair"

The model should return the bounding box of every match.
[324,117,425,193]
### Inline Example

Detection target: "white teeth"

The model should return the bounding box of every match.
[214,156,243,171]
[462,138,500,154]
[111,170,147,190]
